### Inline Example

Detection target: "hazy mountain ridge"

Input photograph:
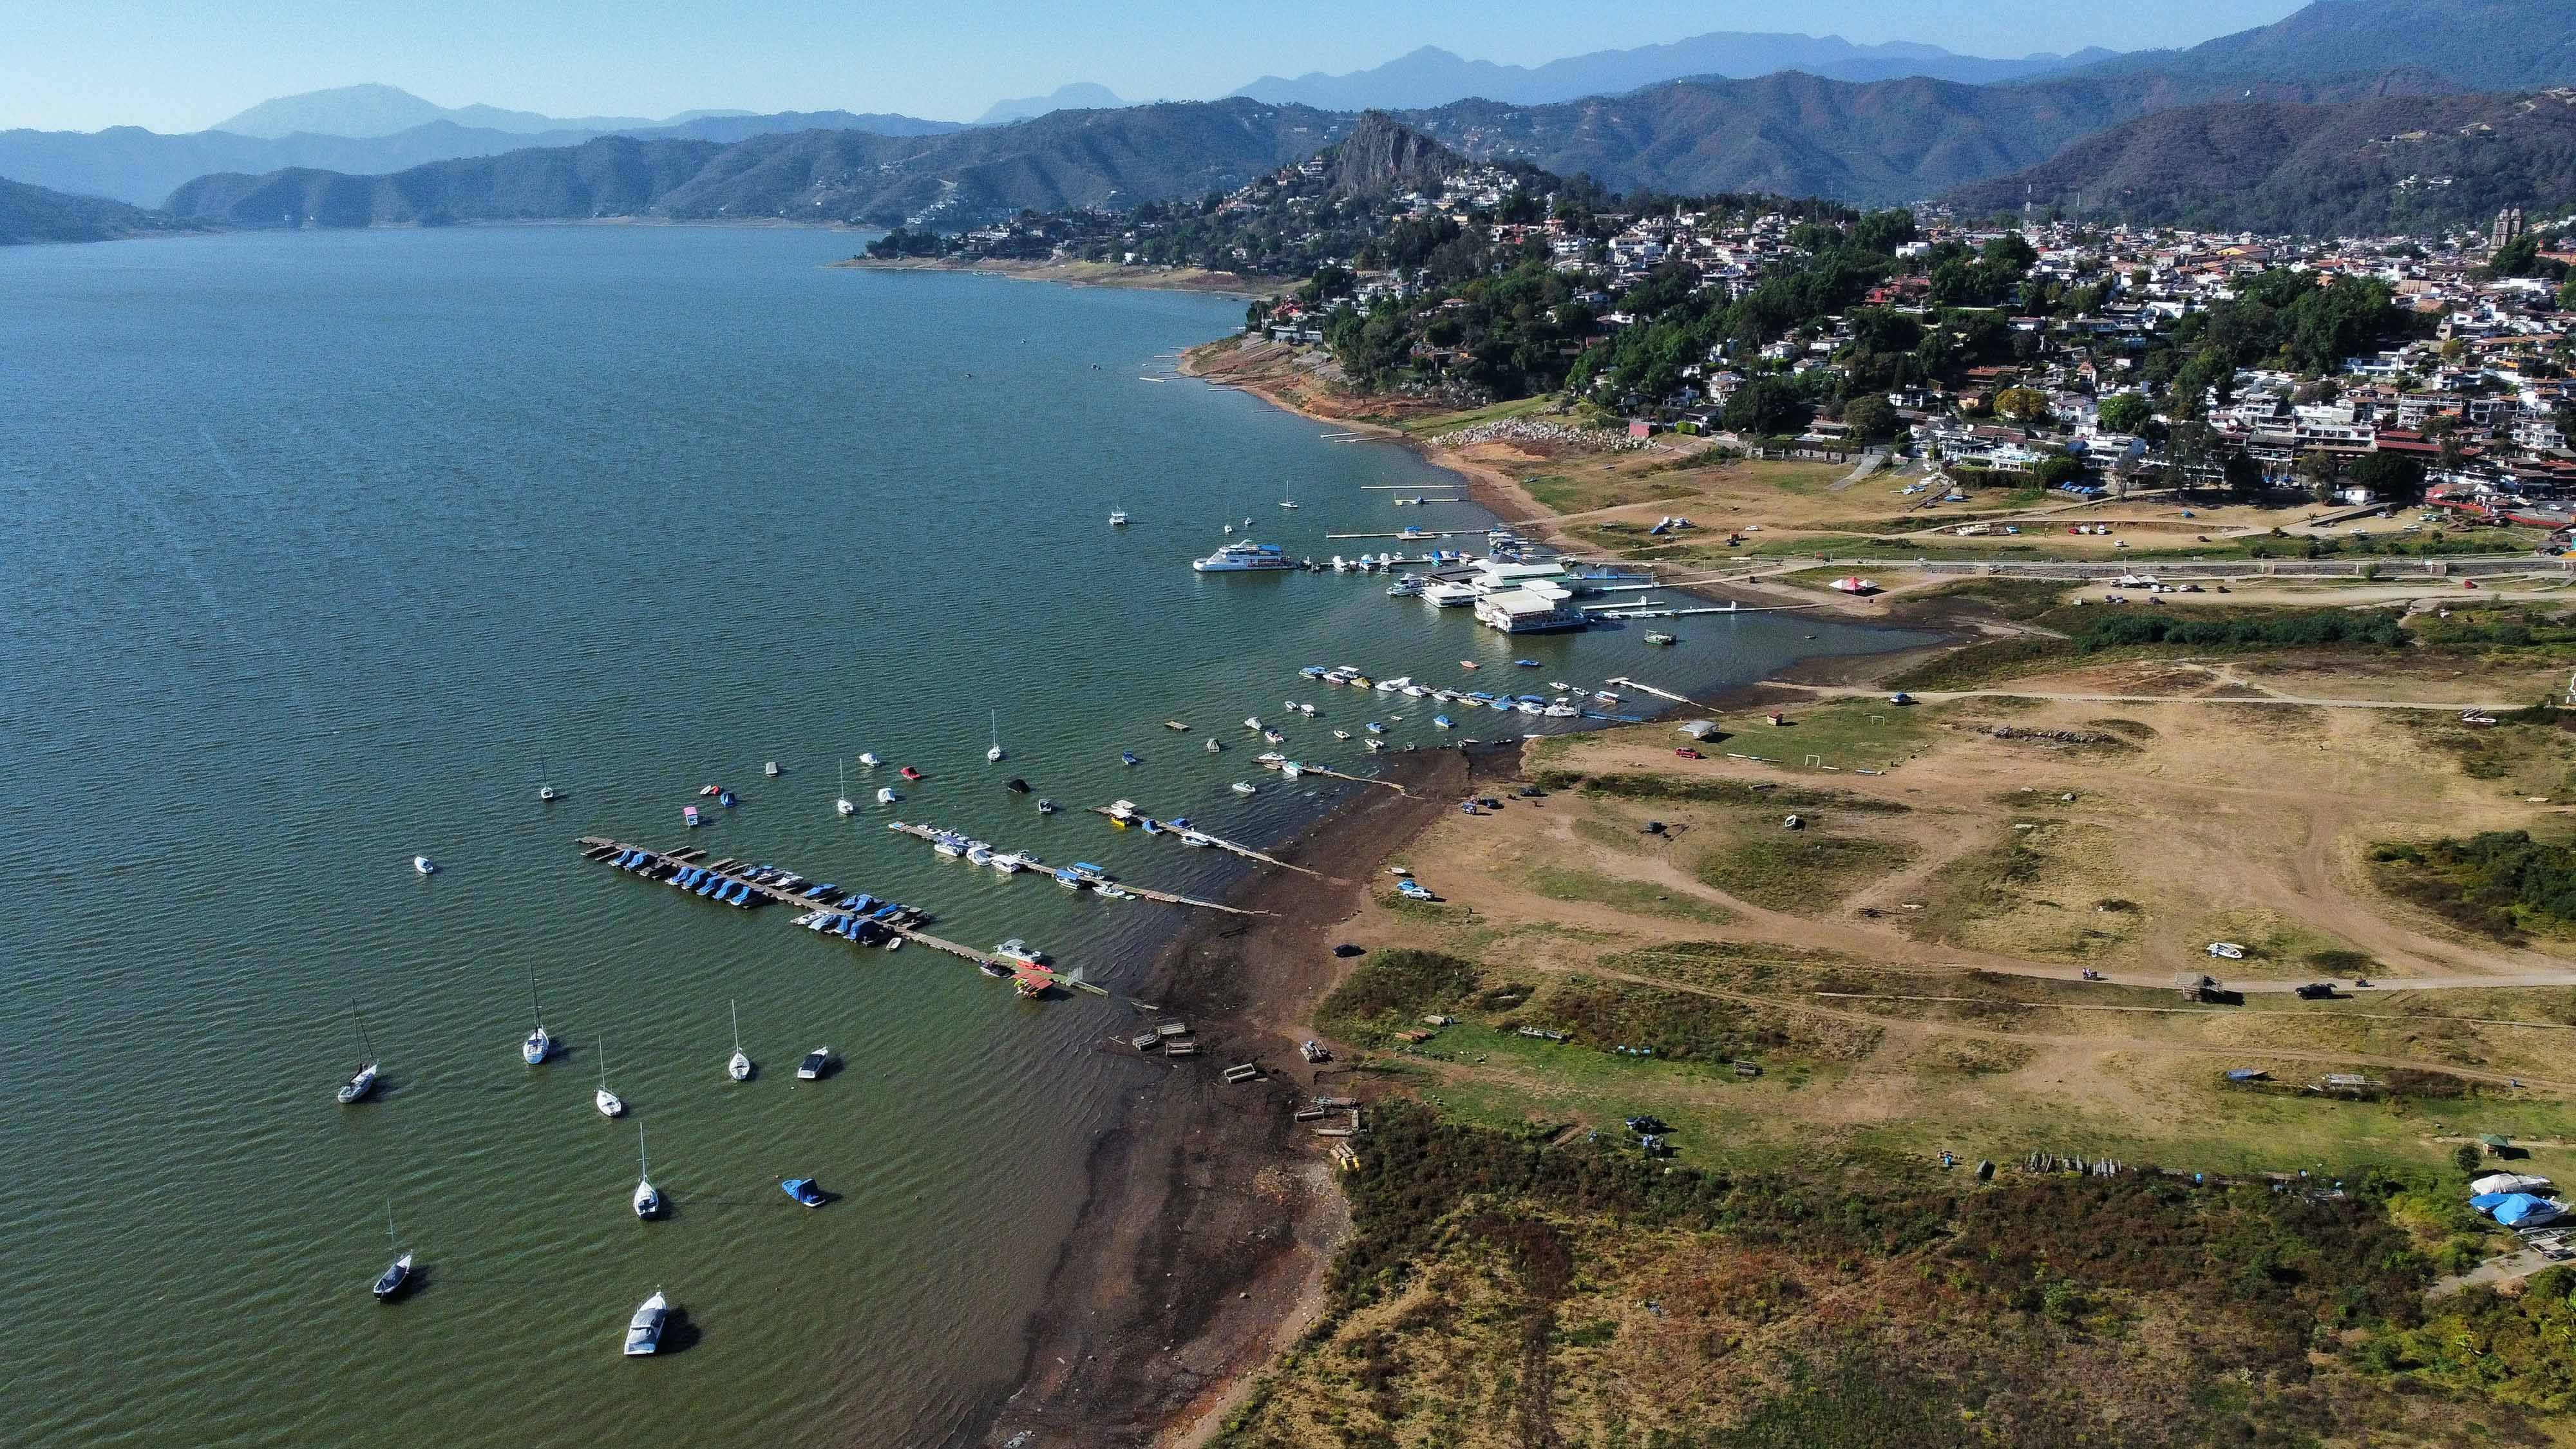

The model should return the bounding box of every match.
[0,175,205,244]
[2073,0,2576,91]
[1231,34,2120,111]
[976,84,1128,126]
[213,84,666,139]
[1946,89,2576,234]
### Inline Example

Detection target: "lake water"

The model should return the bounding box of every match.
[0,225,1922,1446]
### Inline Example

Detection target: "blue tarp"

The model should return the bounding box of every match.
[2471,1193,2510,1211]
[2492,1193,2566,1227]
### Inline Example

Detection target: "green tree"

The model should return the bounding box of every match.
[2347,451,2428,504]
[1993,386,2050,425]
[1841,393,1897,442]
[2097,392,2152,434]
[2559,276,2576,313]
[2456,1142,2486,1175]
[1725,375,1812,436]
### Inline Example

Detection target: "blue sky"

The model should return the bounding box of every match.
[6,0,2307,133]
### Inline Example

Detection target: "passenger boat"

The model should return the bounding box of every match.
[594,1036,625,1118]
[782,1177,826,1209]
[623,1292,669,1356]
[797,1048,832,1081]
[1191,540,1293,572]
[413,855,438,875]
[370,1202,412,1302]
[337,1007,379,1105]
[632,1122,661,1218]
[727,999,752,1082]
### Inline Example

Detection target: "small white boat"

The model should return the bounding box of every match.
[797,1047,833,1081]
[2207,942,2246,960]
[370,1203,412,1302]
[1333,729,1352,741]
[764,760,781,777]
[727,999,752,1082]
[632,1122,661,1219]
[595,1036,625,1118]
[994,938,1046,966]
[837,761,857,817]
[1243,716,1262,730]
[857,751,881,767]
[413,855,438,876]
[522,969,551,1066]
[987,709,1006,764]
[1205,738,1222,753]
[876,787,900,804]
[1109,508,1129,526]
[624,1291,668,1356]
[538,753,559,803]
[1279,480,1298,510]
[1232,781,1257,795]
[337,1007,379,1105]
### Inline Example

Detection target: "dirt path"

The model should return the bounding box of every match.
[1772,681,2519,712]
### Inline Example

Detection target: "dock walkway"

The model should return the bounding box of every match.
[574,836,1110,998]
[1255,758,1408,795]
[881,820,1267,915]
[1088,808,1321,876]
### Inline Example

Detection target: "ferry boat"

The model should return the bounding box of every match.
[1191,540,1293,573]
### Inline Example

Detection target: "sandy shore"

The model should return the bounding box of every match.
[837,256,1293,299]
[970,743,1524,1447]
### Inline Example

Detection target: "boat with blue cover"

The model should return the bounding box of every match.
[781,1177,826,1209]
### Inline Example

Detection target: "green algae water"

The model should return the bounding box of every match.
[0,226,1926,1446]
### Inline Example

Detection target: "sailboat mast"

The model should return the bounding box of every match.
[352,1003,373,1062]
[730,999,741,1052]
[529,969,541,1027]
[637,1121,649,1177]
[386,1197,397,1251]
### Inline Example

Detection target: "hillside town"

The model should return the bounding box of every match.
[895,133,2576,529]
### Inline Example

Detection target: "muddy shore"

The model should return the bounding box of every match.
[837,255,1292,299]
[971,743,1524,1447]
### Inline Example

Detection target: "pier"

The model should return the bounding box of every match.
[574,837,1110,998]
[880,821,1268,915]
[1325,529,1479,540]
[1088,808,1321,876]
[1604,676,1699,705]
[1256,758,1408,795]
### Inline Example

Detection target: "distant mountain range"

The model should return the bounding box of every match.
[2074,0,2576,91]
[1230,34,2119,111]
[976,84,1128,126]
[211,84,694,140]
[0,175,205,244]
[1947,89,2576,234]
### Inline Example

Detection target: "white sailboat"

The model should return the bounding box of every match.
[337,1005,379,1104]
[632,1121,661,1219]
[1279,479,1298,510]
[538,751,558,803]
[522,969,551,1065]
[594,1034,625,1117]
[370,1200,413,1302]
[727,999,752,1082]
[987,709,1006,763]
[836,760,857,817]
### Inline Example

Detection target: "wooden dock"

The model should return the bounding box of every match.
[880,820,1267,915]
[1088,808,1320,876]
[574,836,1110,998]
[1604,675,1698,705]
[1325,529,1477,540]
[1255,757,1408,795]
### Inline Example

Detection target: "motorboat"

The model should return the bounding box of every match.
[994,939,1046,966]
[1262,728,1285,744]
[1644,632,1677,645]
[1513,659,1541,668]
[1232,781,1257,795]
[876,787,900,804]
[372,1251,413,1302]
[899,765,923,781]
[412,855,438,875]
[1333,729,1352,741]
[1365,721,1385,734]
[1005,777,1030,793]
[857,751,881,767]
[1204,738,1222,753]
[965,844,995,868]
[1432,715,1454,729]
[717,790,737,808]
[764,760,781,777]
[624,1292,669,1356]
[1035,798,1059,814]
[1121,752,1141,766]
[797,1047,833,1081]
[1243,716,1262,731]
[781,1177,826,1209]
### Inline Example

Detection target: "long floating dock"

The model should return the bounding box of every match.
[1604,675,1698,705]
[574,837,1110,998]
[1255,758,1408,795]
[1087,808,1321,876]
[1325,529,1479,540]
[881,820,1267,915]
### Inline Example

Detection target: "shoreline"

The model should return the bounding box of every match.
[972,743,1517,1447]
[838,255,1294,299]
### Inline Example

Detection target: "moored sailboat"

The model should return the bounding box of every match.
[595,1034,625,1117]
[728,999,752,1082]
[632,1121,661,1218]
[522,969,551,1065]
[337,1005,379,1105]
[370,1201,413,1302]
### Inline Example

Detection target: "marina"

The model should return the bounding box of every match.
[881,821,1268,914]
[575,837,1112,997]
[1092,803,1321,876]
